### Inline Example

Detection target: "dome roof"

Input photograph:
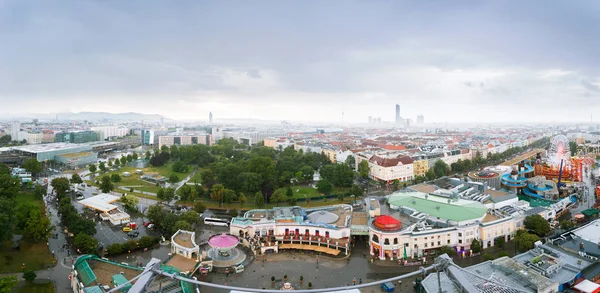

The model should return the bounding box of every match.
[307,210,339,224]
[373,215,402,231]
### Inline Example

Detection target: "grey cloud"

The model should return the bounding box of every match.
[582,80,600,92]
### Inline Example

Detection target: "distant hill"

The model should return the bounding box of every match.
[16,112,175,123]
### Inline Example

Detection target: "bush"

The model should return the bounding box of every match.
[483,253,495,261]
[122,240,138,252]
[497,251,509,258]
[230,210,238,217]
[106,243,123,255]
[194,202,206,213]
[23,270,36,282]
[139,236,155,248]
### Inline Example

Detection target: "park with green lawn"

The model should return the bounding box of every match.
[0,167,54,274]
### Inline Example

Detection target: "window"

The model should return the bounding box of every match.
[372,235,379,242]
[393,238,398,245]
[414,244,418,248]
[458,239,462,244]
[438,241,441,245]
[431,242,434,247]
[447,240,450,244]
[458,233,462,237]
[384,239,390,245]
[424,243,428,248]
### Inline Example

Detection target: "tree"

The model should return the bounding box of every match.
[239,194,247,207]
[433,160,450,178]
[497,251,509,258]
[425,169,436,181]
[194,201,207,213]
[316,180,333,195]
[350,184,364,198]
[238,172,261,193]
[438,246,457,257]
[178,185,194,202]
[181,210,200,225]
[271,190,287,206]
[173,220,192,233]
[147,205,167,227]
[74,233,99,254]
[99,176,114,193]
[120,156,127,165]
[222,189,236,206]
[132,152,138,160]
[515,230,540,252]
[98,161,106,172]
[345,155,356,169]
[286,186,293,198]
[156,188,166,201]
[560,220,575,230]
[113,159,120,166]
[255,191,265,208]
[33,185,47,199]
[107,160,113,167]
[470,239,482,253]
[110,174,121,183]
[301,165,314,182]
[163,187,176,202]
[169,174,180,183]
[88,164,97,173]
[569,141,578,156]
[23,158,42,177]
[51,177,70,197]
[120,194,139,211]
[145,150,151,159]
[0,276,17,293]
[210,184,225,205]
[358,160,370,179]
[495,236,505,249]
[71,173,83,184]
[524,214,551,236]
[483,253,495,261]
[172,161,189,173]
[161,145,170,153]
[126,154,133,162]
[106,243,123,255]
[23,270,36,282]
[23,209,51,242]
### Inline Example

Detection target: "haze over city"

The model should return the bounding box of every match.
[1,1,600,123]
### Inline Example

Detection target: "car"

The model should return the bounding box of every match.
[127,231,139,237]
[76,193,85,200]
[143,222,152,227]
[122,227,132,232]
[147,224,155,230]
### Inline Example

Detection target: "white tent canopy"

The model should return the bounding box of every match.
[78,194,120,212]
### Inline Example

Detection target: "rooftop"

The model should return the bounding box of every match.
[58,151,94,158]
[172,230,198,249]
[165,254,197,273]
[388,191,487,222]
[11,142,91,153]
[78,194,121,212]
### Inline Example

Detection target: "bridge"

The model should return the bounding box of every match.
[499,148,545,167]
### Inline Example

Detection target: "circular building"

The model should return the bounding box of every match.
[372,215,402,231]
[206,233,246,268]
[307,210,339,225]
[468,166,511,190]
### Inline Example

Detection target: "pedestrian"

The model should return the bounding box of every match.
[359,278,362,284]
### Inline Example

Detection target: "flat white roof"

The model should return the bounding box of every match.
[78,194,120,212]
[572,219,600,244]
[574,279,600,293]
[11,142,86,153]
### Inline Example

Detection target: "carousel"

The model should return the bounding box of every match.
[206,233,247,268]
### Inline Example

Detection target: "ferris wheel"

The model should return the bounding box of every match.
[548,135,570,167]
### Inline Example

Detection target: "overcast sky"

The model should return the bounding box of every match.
[1,1,599,123]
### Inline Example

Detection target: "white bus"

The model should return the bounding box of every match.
[204,217,230,227]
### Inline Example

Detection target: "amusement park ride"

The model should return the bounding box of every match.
[534,135,594,184]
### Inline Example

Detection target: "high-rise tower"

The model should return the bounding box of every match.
[209,112,213,124]
[395,104,400,124]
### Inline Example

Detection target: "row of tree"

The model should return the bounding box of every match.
[52,177,99,253]
[88,152,139,173]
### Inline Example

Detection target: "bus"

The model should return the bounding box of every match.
[204,217,230,227]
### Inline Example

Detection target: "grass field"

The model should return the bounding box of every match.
[15,281,56,293]
[90,162,194,195]
[275,186,351,199]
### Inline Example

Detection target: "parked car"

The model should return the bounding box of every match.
[76,193,85,200]
[147,224,155,230]
[123,227,132,232]
[127,231,139,237]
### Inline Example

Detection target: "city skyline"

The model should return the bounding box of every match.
[1,1,600,123]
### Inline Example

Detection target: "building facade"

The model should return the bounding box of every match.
[158,135,211,149]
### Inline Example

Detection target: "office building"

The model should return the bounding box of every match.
[26,132,43,144]
[368,116,373,124]
[209,111,213,124]
[54,131,99,144]
[395,104,400,124]
[11,122,20,141]
[417,114,425,125]
[158,135,212,149]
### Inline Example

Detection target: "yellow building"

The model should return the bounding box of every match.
[413,159,429,177]
[321,149,337,164]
